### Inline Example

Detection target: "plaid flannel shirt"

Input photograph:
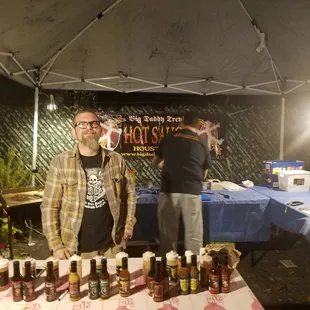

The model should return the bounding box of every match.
[41,145,137,253]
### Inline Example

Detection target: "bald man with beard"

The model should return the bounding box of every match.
[41,110,137,259]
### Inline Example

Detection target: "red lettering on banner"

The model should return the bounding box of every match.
[123,126,133,144]
[151,127,159,144]
[133,126,142,144]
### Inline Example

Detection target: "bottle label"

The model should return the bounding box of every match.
[209,274,220,293]
[88,280,99,299]
[99,279,110,298]
[221,274,230,292]
[69,282,80,299]
[0,270,9,287]
[153,282,163,300]
[22,280,35,300]
[167,265,178,281]
[45,282,57,301]
[163,278,169,294]
[54,267,59,282]
[180,278,189,292]
[147,277,154,296]
[190,278,199,291]
[119,280,130,294]
[12,281,22,300]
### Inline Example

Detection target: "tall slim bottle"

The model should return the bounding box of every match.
[45,261,57,302]
[119,257,130,297]
[153,262,164,302]
[88,259,99,300]
[99,258,110,299]
[69,260,80,301]
[11,261,22,302]
[22,261,36,302]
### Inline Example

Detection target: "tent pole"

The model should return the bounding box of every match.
[279,97,285,160]
[31,86,39,186]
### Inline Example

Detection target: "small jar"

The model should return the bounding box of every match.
[0,256,9,291]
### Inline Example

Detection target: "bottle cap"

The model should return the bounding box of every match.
[166,250,178,261]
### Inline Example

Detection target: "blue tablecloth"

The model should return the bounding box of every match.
[252,186,310,242]
[133,187,271,243]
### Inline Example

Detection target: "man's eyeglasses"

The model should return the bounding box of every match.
[74,121,101,129]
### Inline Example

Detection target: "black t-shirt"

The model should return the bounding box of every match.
[156,128,212,195]
[78,152,114,252]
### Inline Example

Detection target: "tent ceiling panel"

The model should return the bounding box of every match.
[0,0,112,66]
[1,0,310,94]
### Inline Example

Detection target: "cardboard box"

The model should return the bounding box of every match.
[263,160,305,188]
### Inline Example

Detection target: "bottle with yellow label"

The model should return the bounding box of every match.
[119,257,130,297]
[166,250,178,283]
[69,261,80,301]
[190,254,199,294]
[178,256,189,295]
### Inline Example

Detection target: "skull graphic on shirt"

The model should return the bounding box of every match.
[86,168,106,203]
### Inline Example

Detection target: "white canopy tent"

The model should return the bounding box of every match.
[1,0,310,185]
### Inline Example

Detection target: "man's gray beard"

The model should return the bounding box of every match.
[82,137,99,150]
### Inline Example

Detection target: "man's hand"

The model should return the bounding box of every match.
[53,248,71,260]
[123,233,132,242]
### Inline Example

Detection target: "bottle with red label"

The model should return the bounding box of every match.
[161,256,169,298]
[22,261,36,302]
[11,261,22,302]
[69,260,80,301]
[153,262,163,302]
[209,256,220,294]
[147,256,156,297]
[221,254,231,293]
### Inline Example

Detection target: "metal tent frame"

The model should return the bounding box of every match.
[1,0,309,185]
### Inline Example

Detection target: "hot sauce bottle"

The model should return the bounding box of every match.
[161,256,169,298]
[69,260,81,301]
[153,262,164,302]
[178,256,189,295]
[45,261,57,302]
[88,259,99,300]
[11,261,22,302]
[209,256,220,294]
[147,256,156,296]
[119,257,130,297]
[22,261,36,302]
[99,258,110,299]
[190,254,199,294]
[221,254,231,293]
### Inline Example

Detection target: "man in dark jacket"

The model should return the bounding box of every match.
[152,112,212,255]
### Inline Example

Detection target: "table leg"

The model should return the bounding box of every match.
[251,249,268,267]
[7,213,14,259]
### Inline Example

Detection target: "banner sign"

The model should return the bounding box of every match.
[100,114,227,159]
